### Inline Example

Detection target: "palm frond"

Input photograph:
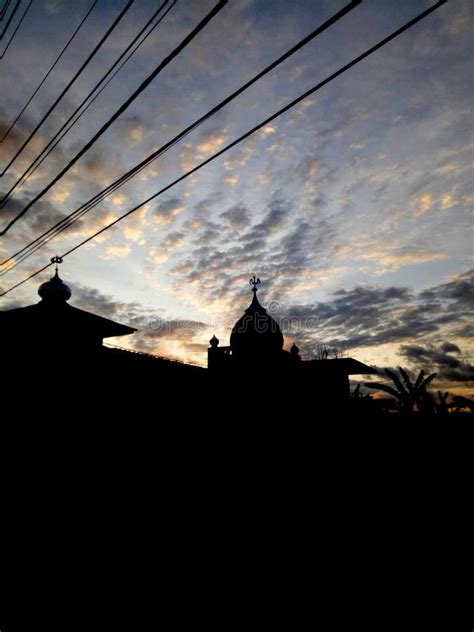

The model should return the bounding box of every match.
[385,368,408,396]
[399,366,412,385]
[414,370,426,390]
[420,372,437,391]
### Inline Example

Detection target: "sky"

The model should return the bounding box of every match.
[0,0,473,394]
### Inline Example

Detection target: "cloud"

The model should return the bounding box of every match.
[152,197,185,225]
[410,192,434,216]
[146,318,208,340]
[103,245,131,260]
[220,205,250,229]
[69,282,210,364]
[149,230,186,265]
[0,190,75,239]
[71,283,140,320]
[129,126,146,143]
[277,270,474,356]
[400,343,474,383]
[49,183,71,204]
[111,194,126,207]
[224,175,239,185]
[195,129,228,156]
[420,268,474,305]
[441,342,460,354]
[335,233,447,275]
[259,125,276,139]
[359,248,446,275]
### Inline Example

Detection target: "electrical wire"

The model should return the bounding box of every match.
[0,0,133,176]
[0,0,13,21]
[0,0,20,39]
[0,0,228,235]
[0,0,175,203]
[1,1,97,140]
[0,0,31,59]
[0,0,362,271]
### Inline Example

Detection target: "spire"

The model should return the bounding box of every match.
[247,275,263,311]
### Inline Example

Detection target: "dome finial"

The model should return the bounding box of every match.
[247,275,263,311]
[38,256,71,303]
[249,275,261,295]
[51,255,63,272]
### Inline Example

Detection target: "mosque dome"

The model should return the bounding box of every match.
[38,268,71,303]
[230,277,283,361]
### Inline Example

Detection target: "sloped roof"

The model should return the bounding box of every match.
[302,358,377,375]
[1,302,136,339]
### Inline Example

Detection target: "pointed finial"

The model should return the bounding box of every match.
[51,256,63,273]
[210,335,219,348]
[249,275,261,295]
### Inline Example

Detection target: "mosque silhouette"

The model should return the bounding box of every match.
[2,266,376,414]
[207,276,376,399]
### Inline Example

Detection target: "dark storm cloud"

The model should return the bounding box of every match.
[420,268,474,306]
[400,343,474,383]
[441,342,460,354]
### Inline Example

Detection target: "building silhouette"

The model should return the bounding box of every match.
[2,267,136,365]
[208,276,376,404]
[1,265,204,400]
[2,269,377,414]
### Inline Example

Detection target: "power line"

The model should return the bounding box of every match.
[0,0,133,176]
[0,0,362,272]
[0,0,175,204]
[0,0,228,236]
[0,0,19,39]
[1,1,97,141]
[0,0,31,59]
[0,0,447,298]
[0,0,13,20]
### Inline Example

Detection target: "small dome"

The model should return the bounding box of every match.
[230,279,283,361]
[210,335,219,347]
[38,270,71,303]
[290,343,300,355]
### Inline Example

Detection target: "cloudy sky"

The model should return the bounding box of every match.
[0,0,472,393]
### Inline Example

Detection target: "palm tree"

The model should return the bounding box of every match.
[365,368,437,414]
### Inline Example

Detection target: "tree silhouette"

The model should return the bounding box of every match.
[315,343,345,360]
[435,391,450,416]
[365,368,437,414]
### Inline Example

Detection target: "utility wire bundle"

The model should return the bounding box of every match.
[0,0,447,297]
